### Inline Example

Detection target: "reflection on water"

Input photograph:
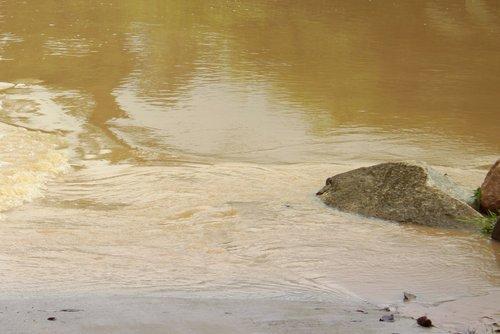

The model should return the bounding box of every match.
[0,0,498,164]
[0,0,499,321]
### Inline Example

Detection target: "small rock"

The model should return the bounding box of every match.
[403,292,416,302]
[381,306,396,312]
[380,314,395,322]
[47,317,56,321]
[416,316,433,327]
[356,309,368,314]
[60,309,82,312]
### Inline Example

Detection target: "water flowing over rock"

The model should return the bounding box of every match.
[480,159,500,214]
[316,162,481,229]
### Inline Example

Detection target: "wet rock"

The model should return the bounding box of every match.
[403,292,416,302]
[416,316,433,327]
[492,217,500,242]
[47,317,56,321]
[317,162,481,229]
[379,314,395,322]
[381,306,396,312]
[0,82,15,91]
[480,159,500,213]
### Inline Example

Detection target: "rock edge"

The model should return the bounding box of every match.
[317,161,481,229]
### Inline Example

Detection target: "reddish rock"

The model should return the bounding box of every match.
[492,217,500,242]
[417,316,433,327]
[480,159,500,213]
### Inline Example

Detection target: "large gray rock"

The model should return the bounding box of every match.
[316,162,482,229]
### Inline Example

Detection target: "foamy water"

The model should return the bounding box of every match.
[0,122,68,214]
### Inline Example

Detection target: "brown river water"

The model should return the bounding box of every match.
[0,0,499,326]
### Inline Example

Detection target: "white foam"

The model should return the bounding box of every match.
[0,82,15,91]
[0,123,69,214]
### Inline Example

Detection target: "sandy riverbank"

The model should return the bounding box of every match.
[2,291,499,334]
[1,293,449,334]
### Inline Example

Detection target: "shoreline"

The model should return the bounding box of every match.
[1,291,498,334]
[0,292,442,334]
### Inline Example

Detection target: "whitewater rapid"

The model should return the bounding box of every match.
[0,121,68,214]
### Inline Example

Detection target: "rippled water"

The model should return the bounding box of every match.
[0,0,499,311]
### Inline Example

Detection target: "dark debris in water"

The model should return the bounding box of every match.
[60,309,83,312]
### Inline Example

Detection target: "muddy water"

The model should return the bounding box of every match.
[0,0,499,322]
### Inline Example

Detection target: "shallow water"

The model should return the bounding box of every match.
[0,0,499,314]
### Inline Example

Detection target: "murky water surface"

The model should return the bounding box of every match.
[0,0,499,310]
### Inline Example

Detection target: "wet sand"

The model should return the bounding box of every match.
[1,293,446,334]
[2,289,499,334]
